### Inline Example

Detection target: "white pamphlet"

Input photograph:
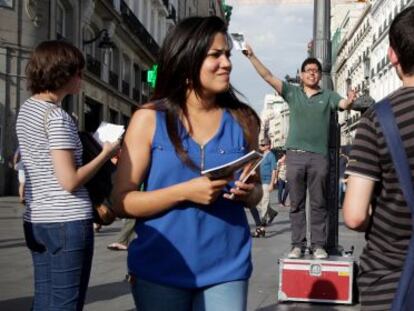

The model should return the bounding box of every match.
[201,150,263,180]
[93,121,125,146]
[230,32,247,51]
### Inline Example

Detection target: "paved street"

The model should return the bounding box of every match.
[0,195,365,311]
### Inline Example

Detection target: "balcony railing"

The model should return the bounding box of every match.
[86,55,101,78]
[120,0,159,56]
[122,80,130,96]
[109,71,119,90]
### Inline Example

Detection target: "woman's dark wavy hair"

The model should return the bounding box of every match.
[389,6,414,76]
[26,40,85,94]
[149,16,260,170]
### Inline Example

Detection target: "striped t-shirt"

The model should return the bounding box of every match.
[346,87,414,311]
[16,97,92,223]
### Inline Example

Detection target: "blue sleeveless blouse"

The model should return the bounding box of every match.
[127,109,252,288]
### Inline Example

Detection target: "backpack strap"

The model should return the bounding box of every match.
[374,99,414,311]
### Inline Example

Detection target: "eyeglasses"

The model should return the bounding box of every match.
[303,68,320,74]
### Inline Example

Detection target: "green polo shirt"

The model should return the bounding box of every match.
[281,81,342,156]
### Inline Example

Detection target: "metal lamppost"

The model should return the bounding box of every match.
[313,0,333,90]
[353,57,375,113]
[313,0,341,254]
[83,29,115,50]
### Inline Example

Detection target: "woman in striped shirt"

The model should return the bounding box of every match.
[16,40,119,311]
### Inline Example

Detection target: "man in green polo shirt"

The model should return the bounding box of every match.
[243,45,355,259]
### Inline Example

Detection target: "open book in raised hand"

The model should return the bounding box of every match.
[93,121,125,146]
[201,150,263,180]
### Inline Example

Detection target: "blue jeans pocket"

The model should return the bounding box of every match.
[23,222,64,254]
[42,223,64,255]
[23,222,45,253]
[64,220,94,251]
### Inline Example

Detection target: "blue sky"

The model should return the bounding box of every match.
[227,2,314,112]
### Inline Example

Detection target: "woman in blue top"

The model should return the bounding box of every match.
[112,16,261,311]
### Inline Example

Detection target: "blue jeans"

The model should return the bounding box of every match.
[130,277,248,311]
[277,179,289,205]
[23,219,94,311]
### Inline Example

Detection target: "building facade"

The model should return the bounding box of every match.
[0,0,226,195]
[331,0,413,146]
[259,93,289,149]
[369,0,412,101]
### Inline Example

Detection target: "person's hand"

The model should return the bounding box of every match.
[184,176,232,205]
[101,140,121,159]
[242,43,254,59]
[223,164,258,201]
[223,179,256,201]
[269,184,274,192]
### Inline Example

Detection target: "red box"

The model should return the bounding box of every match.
[278,256,355,304]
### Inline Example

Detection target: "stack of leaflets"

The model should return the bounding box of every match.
[201,150,263,180]
[93,121,125,146]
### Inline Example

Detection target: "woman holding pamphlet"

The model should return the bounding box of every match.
[112,16,262,311]
[16,40,120,310]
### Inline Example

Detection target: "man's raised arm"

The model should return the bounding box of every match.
[243,44,283,94]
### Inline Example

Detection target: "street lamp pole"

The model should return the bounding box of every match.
[313,0,333,90]
[313,0,341,254]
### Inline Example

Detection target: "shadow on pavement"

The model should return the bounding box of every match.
[0,281,131,310]
[0,296,32,310]
[85,280,130,304]
[0,241,26,249]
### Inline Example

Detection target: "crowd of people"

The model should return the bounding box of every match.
[13,6,414,311]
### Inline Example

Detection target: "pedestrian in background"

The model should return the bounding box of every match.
[276,152,289,207]
[243,43,355,259]
[338,150,349,209]
[107,218,135,251]
[251,137,278,238]
[343,7,414,310]
[112,16,261,311]
[13,146,25,203]
[16,40,119,311]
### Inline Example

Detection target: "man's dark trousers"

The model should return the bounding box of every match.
[286,150,328,249]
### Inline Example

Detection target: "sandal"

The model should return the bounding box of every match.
[107,243,128,251]
[251,227,266,238]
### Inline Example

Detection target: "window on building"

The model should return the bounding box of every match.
[0,0,13,9]
[122,114,130,128]
[109,108,119,124]
[56,1,66,39]
[122,54,131,96]
[122,54,131,82]
[83,27,95,57]
[133,64,141,102]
